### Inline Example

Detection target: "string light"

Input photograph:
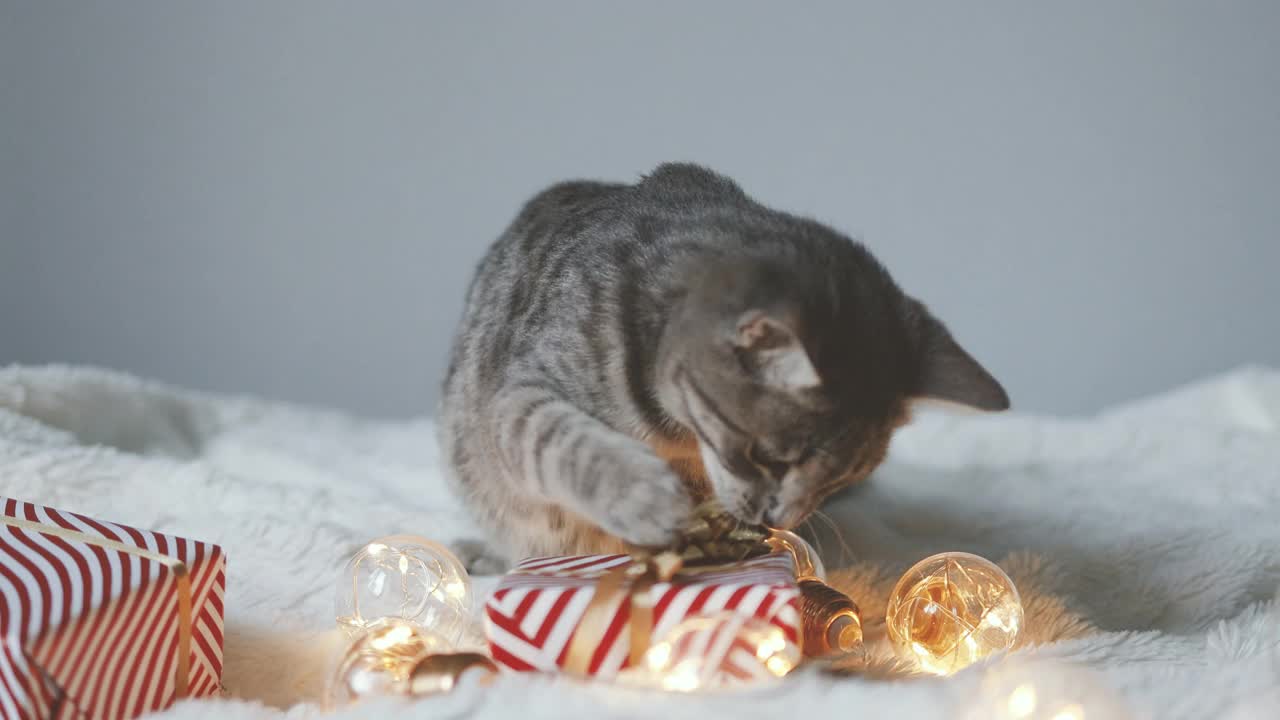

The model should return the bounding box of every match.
[326,618,498,708]
[766,528,826,580]
[326,618,450,706]
[885,552,1023,675]
[335,534,471,643]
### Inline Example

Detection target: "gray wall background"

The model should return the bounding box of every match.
[3,2,1277,418]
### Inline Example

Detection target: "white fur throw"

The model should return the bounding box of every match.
[0,365,1276,719]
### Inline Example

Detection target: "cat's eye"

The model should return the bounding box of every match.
[746,441,790,480]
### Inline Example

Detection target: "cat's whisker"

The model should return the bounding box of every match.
[798,516,827,561]
[810,509,855,570]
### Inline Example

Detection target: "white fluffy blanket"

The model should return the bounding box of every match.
[1,365,1277,719]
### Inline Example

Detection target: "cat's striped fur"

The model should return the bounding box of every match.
[439,164,1007,571]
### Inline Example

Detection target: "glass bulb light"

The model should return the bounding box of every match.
[335,534,471,643]
[325,618,451,707]
[766,528,826,580]
[885,551,1023,676]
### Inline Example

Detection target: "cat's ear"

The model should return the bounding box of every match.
[733,310,821,389]
[910,302,1009,411]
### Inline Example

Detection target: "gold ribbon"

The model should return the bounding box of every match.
[563,552,682,674]
[562,505,790,674]
[674,503,773,565]
[558,505,868,668]
[0,514,193,698]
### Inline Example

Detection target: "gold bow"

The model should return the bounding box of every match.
[562,504,790,674]
[560,503,866,670]
[672,503,774,566]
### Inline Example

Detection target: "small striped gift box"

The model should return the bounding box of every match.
[484,552,801,678]
[0,497,226,720]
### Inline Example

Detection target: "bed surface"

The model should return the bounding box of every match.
[1,365,1277,719]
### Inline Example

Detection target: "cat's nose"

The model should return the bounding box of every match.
[763,500,794,529]
[762,504,780,527]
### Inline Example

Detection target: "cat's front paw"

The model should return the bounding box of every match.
[596,459,695,548]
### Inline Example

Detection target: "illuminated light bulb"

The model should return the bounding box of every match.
[962,658,1133,720]
[325,618,451,706]
[335,534,471,643]
[885,552,1023,675]
[408,652,499,696]
[767,528,863,659]
[1007,684,1038,718]
[766,528,826,580]
[796,579,864,658]
[633,611,801,692]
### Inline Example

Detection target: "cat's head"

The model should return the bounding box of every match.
[656,240,1008,530]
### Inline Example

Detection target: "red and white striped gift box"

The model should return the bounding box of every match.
[484,552,801,677]
[0,497,226,720]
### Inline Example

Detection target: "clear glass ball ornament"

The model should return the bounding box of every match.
[885,551,1024,676]
[325,618,452,707]
[335,534,471,643]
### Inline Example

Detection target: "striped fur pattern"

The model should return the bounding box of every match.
[0,498,225,720]
[440,164,1009,570]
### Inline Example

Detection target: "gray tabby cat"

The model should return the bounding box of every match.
[439,163,1007,572]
